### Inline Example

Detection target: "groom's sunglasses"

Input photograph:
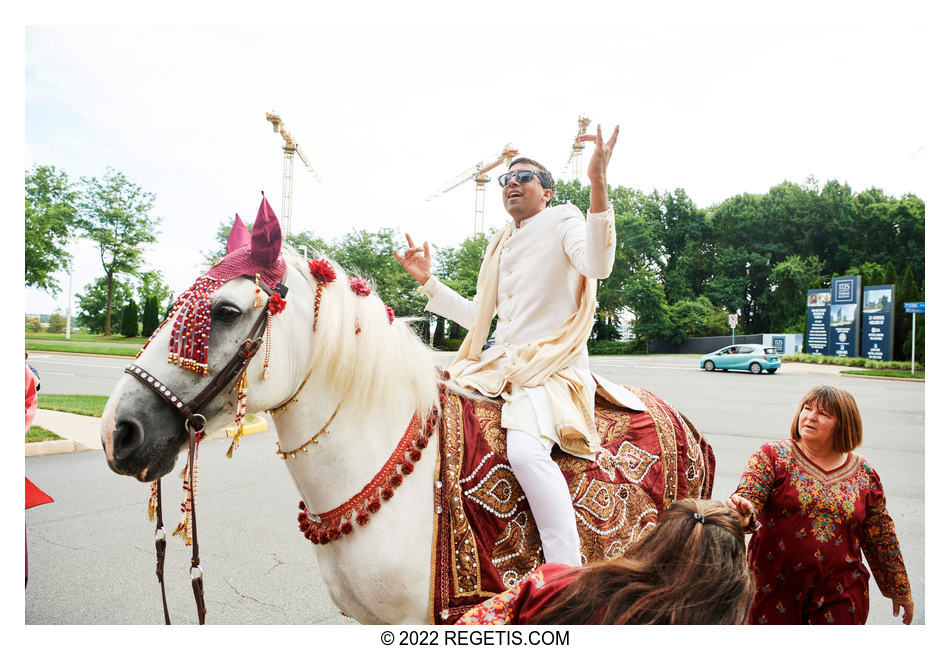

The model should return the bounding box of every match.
[497,170,551,189]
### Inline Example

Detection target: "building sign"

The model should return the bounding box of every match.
[805,289,831,355]
[861,285,894,361]
[830,275,862,357]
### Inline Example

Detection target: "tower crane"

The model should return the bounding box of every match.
[265,111,321,235]
[427,143,519,234]
[564,115,592,181]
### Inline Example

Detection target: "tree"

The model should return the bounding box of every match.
[120,300,139,337]
[624,270,672,352]
[76,275,134,334]
[768,255,824,332]
[142,295,160,337]
[436,232,490,300]
[77,168,161,336]
[895,267,922,361]
[25,165,78,293]
[668,296,730,343]
[47,310,67,334]
[328,228,428,318]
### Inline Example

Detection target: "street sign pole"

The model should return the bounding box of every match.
[911,312,916,375]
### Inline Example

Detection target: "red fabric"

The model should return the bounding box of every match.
[206,196,286,290]
[26,478,53,509]
[226,214,251,253]
[735,440,909,624]
[455,563,577,624]
[25,364,37,432]
[25,363,53,509]
[431,386,715,624]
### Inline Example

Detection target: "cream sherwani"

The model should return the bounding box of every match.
[423,203,645,458]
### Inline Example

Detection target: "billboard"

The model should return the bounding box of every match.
[830,275,862,357]
[805,289,831,355]
[861,285,895,361]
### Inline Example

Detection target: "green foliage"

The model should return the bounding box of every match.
[25,165,78,293]
[328,228,428,318]
[624,270,672,348]
[668,296,731,343]
[587,339,637,355]
[76,275,134,334]
[26,315,42,332]
[76,168,161,335]
[768,255,824,332]
[444,338,463,352]
[120,300,139,337]
[782,353,917,371]
[435,232,490,300]
[142,295,160,337]
[47,310,67,334]
[432,316,446,349]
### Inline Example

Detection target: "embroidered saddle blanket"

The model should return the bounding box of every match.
[429,386,715,624]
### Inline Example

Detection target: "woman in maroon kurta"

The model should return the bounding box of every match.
[728,385,913,625]
[456,499,754,625]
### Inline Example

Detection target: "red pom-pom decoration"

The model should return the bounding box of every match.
[341,522,353,535]
[318,533,330,545]
[409,449,422,462]
[382,486,395,501]
[367,499,381,513]
[328,528,341,541]
[356,511,370,526]
[349,277,371,296]
[402,462,414,475]
[308,259,336,284]
[385,305,395,324]
[299,500,306,510]
[389,474,403,488]
[267,292,287,315]
[415,435,428,449]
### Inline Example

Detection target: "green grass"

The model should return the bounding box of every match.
[25,331,149,345]
[26,426,64,443]
[840,369,925,380]
[37,394,109,418]
[26,341,141,356]
[782,353,919,371]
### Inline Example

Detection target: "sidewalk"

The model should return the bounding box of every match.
[27,409,270,457]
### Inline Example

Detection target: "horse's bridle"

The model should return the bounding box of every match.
[124,274,287,624]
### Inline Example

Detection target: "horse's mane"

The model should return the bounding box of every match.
[282,247,440,420]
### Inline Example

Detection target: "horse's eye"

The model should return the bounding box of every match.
[213,303,242,322]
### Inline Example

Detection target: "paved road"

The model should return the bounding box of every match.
[25,352,924,625]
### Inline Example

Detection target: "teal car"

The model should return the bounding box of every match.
[700,344,781,374]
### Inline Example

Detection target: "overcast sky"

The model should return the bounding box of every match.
[17,5,940,319]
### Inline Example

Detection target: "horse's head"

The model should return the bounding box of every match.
[101,200,316,480]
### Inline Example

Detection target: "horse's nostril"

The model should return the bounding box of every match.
[112,418,145,461]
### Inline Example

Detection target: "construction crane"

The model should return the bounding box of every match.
[564,115,592,181]
[427,143,519,234]
[265,111,321,235]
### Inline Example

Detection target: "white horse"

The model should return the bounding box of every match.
[103,247,442,623]
[103,241,712,624]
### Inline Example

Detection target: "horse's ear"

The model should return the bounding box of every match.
[226,213,251,253]
[250,193,283,265]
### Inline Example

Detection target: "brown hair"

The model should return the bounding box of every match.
[790,385,863,452]
[531,499,754,625]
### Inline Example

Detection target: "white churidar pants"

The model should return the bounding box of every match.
[506,428,582,567]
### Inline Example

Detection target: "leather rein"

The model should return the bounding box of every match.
[124,274,287,624]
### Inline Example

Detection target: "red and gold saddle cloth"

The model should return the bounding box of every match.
[429,386,715,624]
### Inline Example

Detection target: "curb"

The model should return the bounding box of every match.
[26,439,96,457]
[840,373,924,383]
[26,413,270,456]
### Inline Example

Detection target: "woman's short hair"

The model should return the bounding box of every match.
[790,384,863,452]
[531,498,754,625]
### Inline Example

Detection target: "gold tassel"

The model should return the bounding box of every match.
[148,481,158,522]
[253,273,265,308]
[226,370,249,458]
